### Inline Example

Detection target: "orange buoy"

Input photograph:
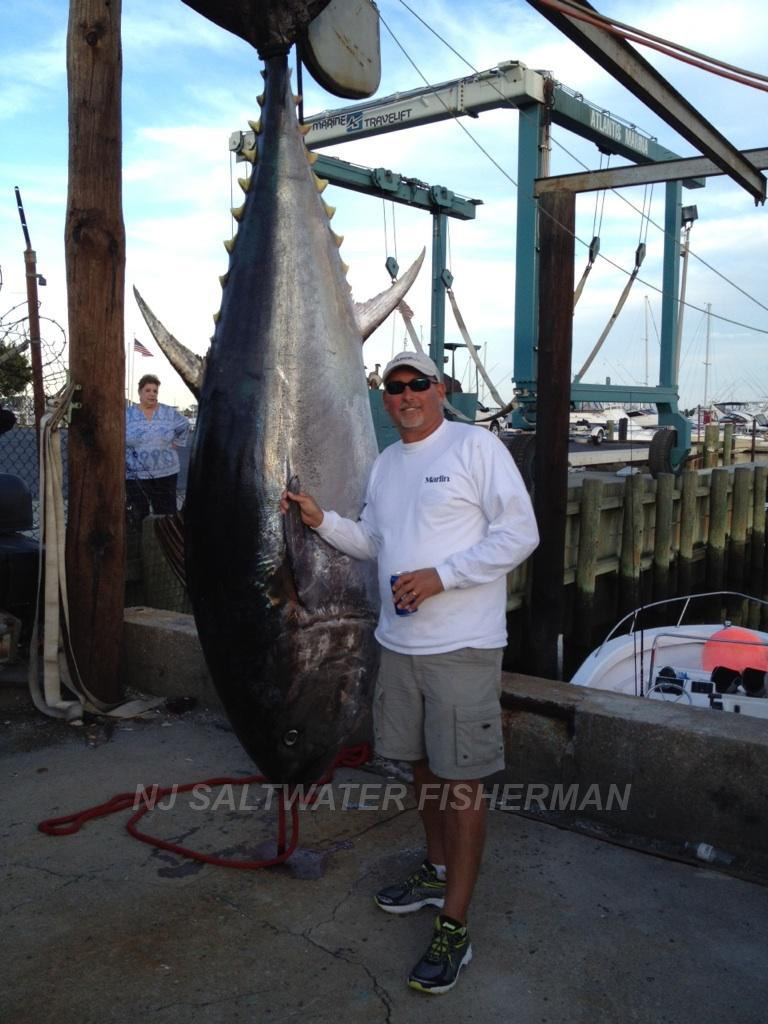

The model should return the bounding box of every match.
[701,626,768,674]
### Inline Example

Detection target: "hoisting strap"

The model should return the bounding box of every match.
[574,243,646,382]
[395,299,474,423]
[446,288,508,410]
[573,235,601,308]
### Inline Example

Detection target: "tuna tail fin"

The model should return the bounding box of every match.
[133,287,205,400]
[180,1,332,55]
[354,248,426,342]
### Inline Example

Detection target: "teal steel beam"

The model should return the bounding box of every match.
[513,103,543,391]
[526,1,765,202]
[551,86,704,188]
[313,154,479,220]
[660,181,681,389]
[430,212,450,374]
[571,383,678,404]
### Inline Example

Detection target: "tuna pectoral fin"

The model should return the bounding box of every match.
[354,248,426,342]
[283,474,326,611]
[133,287,205,399]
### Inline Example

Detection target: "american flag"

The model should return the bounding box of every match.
[133,338,153,357]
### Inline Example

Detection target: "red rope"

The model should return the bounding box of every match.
[38,743,372,869]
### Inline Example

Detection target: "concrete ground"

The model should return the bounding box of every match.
[2,674,767,1024]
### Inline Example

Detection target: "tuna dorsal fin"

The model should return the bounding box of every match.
[354,247,426,342]
[133,287,205,400]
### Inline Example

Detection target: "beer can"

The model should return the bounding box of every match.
[390,570,417,616]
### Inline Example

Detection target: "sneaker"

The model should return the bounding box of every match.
[374,860,446,914]
[408,915,473,994]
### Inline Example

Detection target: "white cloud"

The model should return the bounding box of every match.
[2,0,766,412]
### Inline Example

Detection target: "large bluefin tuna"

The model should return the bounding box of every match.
[135,2,423,784]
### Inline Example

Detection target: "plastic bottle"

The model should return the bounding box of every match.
[684,841,735,867]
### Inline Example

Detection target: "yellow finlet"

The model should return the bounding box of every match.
[231,204,245,222]
[323,202,336,219]
[256,93,265,106]
[341,261,349,275]
[219,273,229,288]
[314,176,329,194]
[293,93,302,106]
[241,148,258,164]
[248,119,261,134]
[331,231,344,248]
[238,175,252,193]
[213,311,221,325]
[298,122,312,136]
[305,150,318,165]
[223,237,236,254]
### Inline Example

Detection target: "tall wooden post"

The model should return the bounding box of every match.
[528,190,575,679]
[15,188,47,436]
[574,476,604,653]
[64,0,125,703]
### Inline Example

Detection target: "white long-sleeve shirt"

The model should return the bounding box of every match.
[315,420,539,654]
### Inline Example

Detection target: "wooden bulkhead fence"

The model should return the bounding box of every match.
[506,463,768,670]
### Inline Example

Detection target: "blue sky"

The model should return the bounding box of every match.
[1,0,766,410]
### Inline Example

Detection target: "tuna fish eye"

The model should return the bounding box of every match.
[283,729,299,747]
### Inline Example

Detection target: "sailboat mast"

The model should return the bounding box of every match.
[703,302,711,409]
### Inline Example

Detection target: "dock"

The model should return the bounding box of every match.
[2,668,767,1024]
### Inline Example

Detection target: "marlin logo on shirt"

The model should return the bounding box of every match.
[425,475,450,483]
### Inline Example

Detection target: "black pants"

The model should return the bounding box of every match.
[126,475,178,520]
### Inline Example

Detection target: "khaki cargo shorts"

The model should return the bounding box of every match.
[373,646,505,780]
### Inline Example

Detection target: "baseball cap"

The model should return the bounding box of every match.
[382,350,441,381]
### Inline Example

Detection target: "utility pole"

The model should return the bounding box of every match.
[64,0,126,704]
[14,188,46,436]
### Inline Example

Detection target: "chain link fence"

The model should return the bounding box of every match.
[1,419,192,614]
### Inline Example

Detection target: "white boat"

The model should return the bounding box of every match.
[571,592,768,720]
[569,405,657,445]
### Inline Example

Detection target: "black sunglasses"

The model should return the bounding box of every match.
[385,377,434,395]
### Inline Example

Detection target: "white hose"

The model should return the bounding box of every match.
[28,382,160,722]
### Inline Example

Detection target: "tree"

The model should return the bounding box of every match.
[0,344,33,397]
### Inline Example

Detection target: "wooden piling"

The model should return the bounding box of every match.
[722,423,734,466]
[751,465,768,629]
[574,477,603,648]
[704,424,719,468]
[706,468,729,597]
[619,474,644,613]
[729,466,752,590]
[528,189,575,680]
[678,470,698,595]
[652,473,674,603]
[728,466,752,622]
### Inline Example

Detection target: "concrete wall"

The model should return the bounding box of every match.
[123,607,221,708]
[501,673,768,878]
[122,609,768,878]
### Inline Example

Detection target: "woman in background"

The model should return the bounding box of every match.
[125,374,189,520]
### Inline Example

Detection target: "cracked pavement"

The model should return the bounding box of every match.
[1,680,767,1024]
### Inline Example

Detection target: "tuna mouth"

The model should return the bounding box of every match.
[296,610,375,631]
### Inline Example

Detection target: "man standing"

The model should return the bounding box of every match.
[282,350,538,994]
